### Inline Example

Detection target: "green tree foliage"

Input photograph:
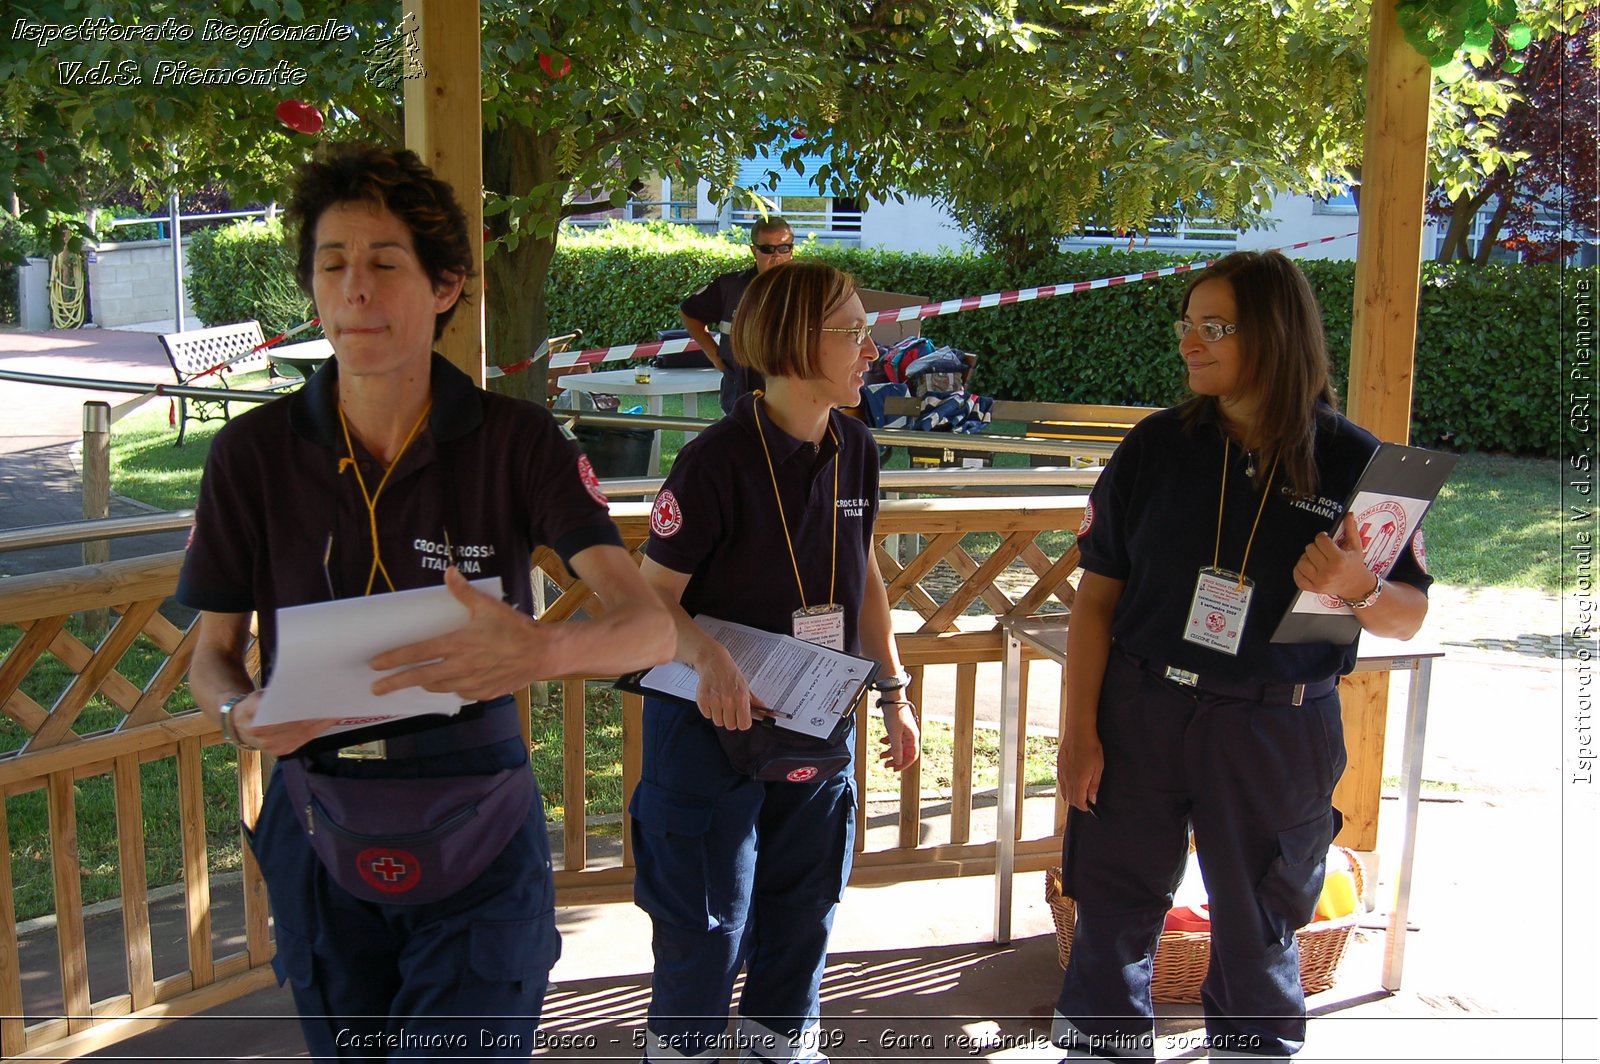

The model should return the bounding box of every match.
[1,1,1541,397]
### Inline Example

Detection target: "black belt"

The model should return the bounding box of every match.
[1117,646,1337,707]
[325,698,522,761]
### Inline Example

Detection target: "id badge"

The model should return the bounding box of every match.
[1183,567,1253,656]
[793,604,846,650]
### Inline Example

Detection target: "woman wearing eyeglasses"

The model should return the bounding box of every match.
[634,259,920,1063]
[1050,251,1431,1062]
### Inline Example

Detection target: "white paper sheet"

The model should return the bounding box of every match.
[254,577,504,727]
[636,616,876,738]
[1289,491,1431,617]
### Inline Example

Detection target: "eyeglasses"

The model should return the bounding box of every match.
[752,242,795,255]
[1174,320,1238,343]
[821,323,874,345]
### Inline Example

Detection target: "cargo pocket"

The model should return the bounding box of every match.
[629,780,741,933]
[1255,807,1342,945]
[270,924,317,990]
[469,916,561,988]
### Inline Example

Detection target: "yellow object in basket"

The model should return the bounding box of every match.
[1315,866,1358,920]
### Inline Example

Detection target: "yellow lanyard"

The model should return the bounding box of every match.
[337,401,433,595]
[1213,439,1278,589]
[753,395,838,609]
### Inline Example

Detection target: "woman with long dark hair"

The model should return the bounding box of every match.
[1051,251,1431,1061]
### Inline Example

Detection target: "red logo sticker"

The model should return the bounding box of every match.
[1076,500,1095,537]
[1411,527,1429,573]
[577,454,609,507]
[786,765,819,782]
[1205,612,1226,633]
[356,848,422,894]
[1356,500,1408,576]
[652,489,684,537]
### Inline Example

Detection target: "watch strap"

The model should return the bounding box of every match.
[870,669,911,692]
[218,694,249,746]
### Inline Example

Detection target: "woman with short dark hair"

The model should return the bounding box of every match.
[1051,251,1431,1062]
[633,259,920,1063]
[179,142,673,1059]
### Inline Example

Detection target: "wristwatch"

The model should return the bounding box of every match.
[218,693,251,747]
[1341,575,1384,610]
[870,669,911,693]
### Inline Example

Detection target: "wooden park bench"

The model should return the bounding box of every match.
[157,321,299,445]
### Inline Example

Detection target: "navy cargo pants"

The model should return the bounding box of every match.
[1053,649,1346,1061]
[631,698,855,1063]
[246,738,560,1061]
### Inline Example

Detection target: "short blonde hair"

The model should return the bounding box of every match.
[731,260,858,380]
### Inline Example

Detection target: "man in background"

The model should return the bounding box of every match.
[680,217,795,414]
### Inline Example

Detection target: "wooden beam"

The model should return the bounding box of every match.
[1348,0,1433,445]
[403,0,485,384]
[1343,0,1431,856]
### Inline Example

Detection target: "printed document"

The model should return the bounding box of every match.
[254,577,503,727]
[623,616,877,738]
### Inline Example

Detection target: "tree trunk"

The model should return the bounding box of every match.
[482,124,567,404]
[1438,190,1490,263]
[1473,189,1516,265]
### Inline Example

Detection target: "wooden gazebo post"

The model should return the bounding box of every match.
[403,0,485,386]
[1334,0,1434,852]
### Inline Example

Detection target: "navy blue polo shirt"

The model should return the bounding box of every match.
[681,266,764,403]
[177,354,622,742]
[1076,401,1432,684]
[644,392,879,653]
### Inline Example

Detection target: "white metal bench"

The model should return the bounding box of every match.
[156,321,295,445]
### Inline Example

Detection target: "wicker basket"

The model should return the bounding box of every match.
[1045,850,1363,1004]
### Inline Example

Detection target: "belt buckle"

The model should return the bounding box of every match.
[337,739,387,760]
[1291,684,1306,707]
[1164,666,1199,688]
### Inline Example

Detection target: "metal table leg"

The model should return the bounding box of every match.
[1383,656,1432,990]
[995,627,1023,944]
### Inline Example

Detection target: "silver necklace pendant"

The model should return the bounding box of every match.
[1245,449,1258,478]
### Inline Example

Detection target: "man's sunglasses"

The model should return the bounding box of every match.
[752,242,795,255]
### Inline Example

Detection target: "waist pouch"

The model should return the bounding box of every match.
[715,716,852,783]
[279,758,534,905]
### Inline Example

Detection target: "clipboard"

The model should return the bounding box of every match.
[614,670,875,748]
[1270,443,1457,645]
[615,615,879,738]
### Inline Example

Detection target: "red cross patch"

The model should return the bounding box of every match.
[357,848,422,894]
[577,454,609,507]
[787,765,819,782]
[652,489,684,537]
[1076,500,1094,538]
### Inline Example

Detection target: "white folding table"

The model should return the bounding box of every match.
[555,367,722,475]
[993,614,1441,990]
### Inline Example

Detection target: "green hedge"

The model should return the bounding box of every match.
[185,219,319,342]
[544,223,1564,457]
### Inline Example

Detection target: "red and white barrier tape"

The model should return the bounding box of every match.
[502,232,1359,376]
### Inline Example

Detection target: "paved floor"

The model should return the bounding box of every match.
[1,328,1595,1062]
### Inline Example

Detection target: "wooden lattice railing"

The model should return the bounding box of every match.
[0,497,1084,1059]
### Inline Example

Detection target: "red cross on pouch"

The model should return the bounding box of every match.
[357,847,422,893]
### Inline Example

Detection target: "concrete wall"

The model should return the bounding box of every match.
[86,239,195,328]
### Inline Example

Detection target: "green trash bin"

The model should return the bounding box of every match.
[572,423,653,479]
